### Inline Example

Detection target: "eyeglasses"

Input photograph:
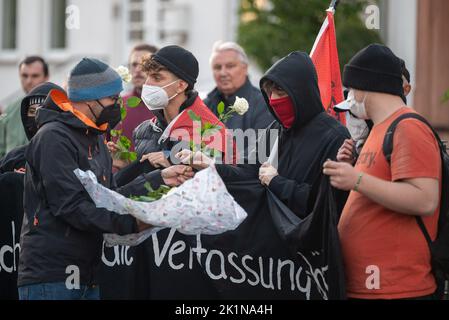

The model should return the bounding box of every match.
[110,95,120,103]
[96,95,120,108]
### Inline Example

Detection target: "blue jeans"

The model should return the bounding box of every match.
[18,282,100,300]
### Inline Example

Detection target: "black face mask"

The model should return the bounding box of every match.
[88,99,121,129]
[25,117,38,138]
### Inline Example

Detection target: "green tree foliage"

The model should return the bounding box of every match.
[238,0,382,72]
[442,89,449,103]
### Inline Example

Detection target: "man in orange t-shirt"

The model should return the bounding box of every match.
[323,44,441,299]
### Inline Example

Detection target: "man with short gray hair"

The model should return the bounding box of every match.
[204,41,274,133]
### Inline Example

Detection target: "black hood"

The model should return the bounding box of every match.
[260,51,324,130]
[36,89,108,135]
[21,82,66,140]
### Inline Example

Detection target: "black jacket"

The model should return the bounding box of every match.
[132,110,167,160]
[0,145,26,173]
[217,51,350,217]
[17,89,147,287]
[204,77,274,131]
[1,83,67,298]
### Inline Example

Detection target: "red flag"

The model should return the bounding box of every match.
[310,10,346,125]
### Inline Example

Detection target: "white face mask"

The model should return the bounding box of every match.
[347,114,369,143]
[141,80,180,110]
[334,99,348,112]
[347,90,369,120]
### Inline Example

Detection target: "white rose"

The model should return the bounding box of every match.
[231,96,249,115]
[115,65,132,83]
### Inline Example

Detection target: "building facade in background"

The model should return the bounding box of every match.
[1,0,448,140]
[0,0,240,109]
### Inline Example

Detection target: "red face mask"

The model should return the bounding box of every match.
[269,96,295,129]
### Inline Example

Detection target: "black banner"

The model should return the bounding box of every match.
[0,172,24,300]
[100,178,345,300]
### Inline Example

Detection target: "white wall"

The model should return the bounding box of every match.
[144,0,241,96]
[384,0,417,106]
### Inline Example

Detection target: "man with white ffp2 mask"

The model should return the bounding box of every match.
[141,79,181,110]
[130,45,232,169]
[131,45,201,168]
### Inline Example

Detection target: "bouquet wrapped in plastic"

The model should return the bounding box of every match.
[74,165,247,246]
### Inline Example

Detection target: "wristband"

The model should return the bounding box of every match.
[353,172,364,192]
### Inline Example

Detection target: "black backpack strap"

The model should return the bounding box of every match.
[416,216,433,249]
[383,113,445,165]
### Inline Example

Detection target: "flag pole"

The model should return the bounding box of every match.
[328,0,340,13]
[329,0,340,10]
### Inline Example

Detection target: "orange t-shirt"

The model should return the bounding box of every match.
[338,107,442,299]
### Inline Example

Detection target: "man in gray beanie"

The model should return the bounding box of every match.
[323,44,441,300]
[17,57,193,300]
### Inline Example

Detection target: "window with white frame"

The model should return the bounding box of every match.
[157,0,189,46]
[1,0,18,50]
[129,0,145,41]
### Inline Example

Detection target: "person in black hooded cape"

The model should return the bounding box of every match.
[103,51,349,300]
[0,82,64,300]
[212,51,350,217]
